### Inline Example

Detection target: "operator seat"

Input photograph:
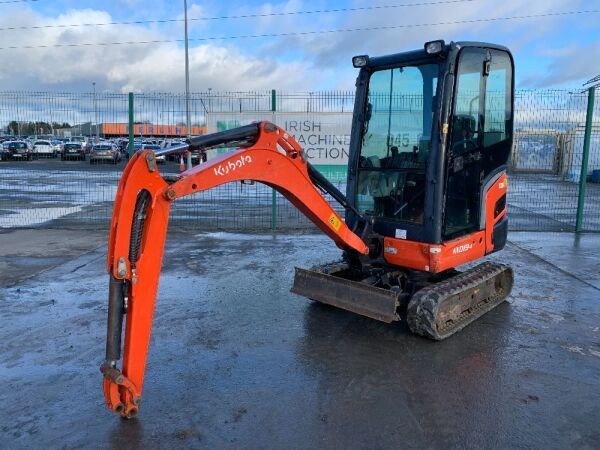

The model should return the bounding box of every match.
[452,114,477,154]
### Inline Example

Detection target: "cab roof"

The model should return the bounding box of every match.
[358,40,511,70]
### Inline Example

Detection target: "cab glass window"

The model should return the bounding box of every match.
[356,64,438,224]
[443,48,513,239]
[483,50,512,163]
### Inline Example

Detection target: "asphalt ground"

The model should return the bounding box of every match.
[0,155,134,172]
[0,229,599,448]
[0,229,106,288]
[0,158,322,231]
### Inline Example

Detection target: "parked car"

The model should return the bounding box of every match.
[114,140,130,159]
[0,141,10,161]
[162,140,186,161]
[89,143,121,164]
[70,136,86,144]
[51,139,64,155]
[141,144,165,163]
[62,142,86,161]
[5,141,33,160]
[32,140,56,158]
[68,136,91,153]
[117,140,129,152]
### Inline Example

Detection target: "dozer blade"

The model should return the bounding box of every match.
[406,262,513,340]
[291,266,400,323]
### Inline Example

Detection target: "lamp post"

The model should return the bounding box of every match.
[93,82,99,142]
[15,97,21,137]
[184,0,192,169]
[49,95,54,136]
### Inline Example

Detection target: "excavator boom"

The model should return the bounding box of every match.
[102,121,369,418]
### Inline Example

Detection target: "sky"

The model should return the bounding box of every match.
[0,0,598,93]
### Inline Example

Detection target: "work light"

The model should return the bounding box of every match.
[424,40,445,54]
[352,55,369,68]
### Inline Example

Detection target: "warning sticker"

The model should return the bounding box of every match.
[328,213,342,231]
[395,229,407,239]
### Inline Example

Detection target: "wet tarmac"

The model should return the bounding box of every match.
[0,231,599,448]
[3,159,600,232]
[0,229,106,288]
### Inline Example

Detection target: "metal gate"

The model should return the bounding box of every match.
[511,130,560,174]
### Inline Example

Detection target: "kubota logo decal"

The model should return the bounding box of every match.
[213,155,253,176]
[452,243,473,254]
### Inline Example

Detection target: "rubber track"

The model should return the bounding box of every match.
[406,261,513,340]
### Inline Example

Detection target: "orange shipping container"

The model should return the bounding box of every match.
[100,123,205,137]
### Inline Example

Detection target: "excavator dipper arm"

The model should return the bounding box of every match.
[101,121,368,418]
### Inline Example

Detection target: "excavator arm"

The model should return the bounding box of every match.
[101,121,369,418]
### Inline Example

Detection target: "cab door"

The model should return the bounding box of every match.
[443,47,513,240]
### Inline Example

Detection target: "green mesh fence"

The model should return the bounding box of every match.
[0,89,598,232]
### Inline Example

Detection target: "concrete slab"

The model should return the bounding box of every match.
[0,229,106,288]
[0,232,599,448]
[509,232,600,289]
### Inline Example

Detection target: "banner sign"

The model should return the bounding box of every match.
[206,113,353,167]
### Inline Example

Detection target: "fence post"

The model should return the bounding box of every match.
[271,89,277,230]
[575,87,595,232]
[128,92,134,158]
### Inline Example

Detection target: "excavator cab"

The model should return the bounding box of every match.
[293,40,514,338]
[101,40,515,419]
[346,40,514,248]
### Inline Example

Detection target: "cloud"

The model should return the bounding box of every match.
[247,0,589,88]
[0,0,593,93]
[110,43,314,92]
[0,7,317,92]
[281,0,579,62]
[522,41,600,87]
[175,3,208,32]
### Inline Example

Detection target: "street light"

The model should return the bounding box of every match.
[15,97,21,137]
[93,82,99,143]
[184,0,192,169]
[49,95,54,136]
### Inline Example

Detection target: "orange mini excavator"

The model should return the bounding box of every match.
[101,40,515,418]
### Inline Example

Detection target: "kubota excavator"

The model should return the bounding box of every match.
[101,40,515,418]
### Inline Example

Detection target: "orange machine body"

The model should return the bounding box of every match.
[102,122,509,418]
[103,122,369,417]
[383,173,507,273]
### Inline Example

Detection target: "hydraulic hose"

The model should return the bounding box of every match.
[307,162,363,219]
